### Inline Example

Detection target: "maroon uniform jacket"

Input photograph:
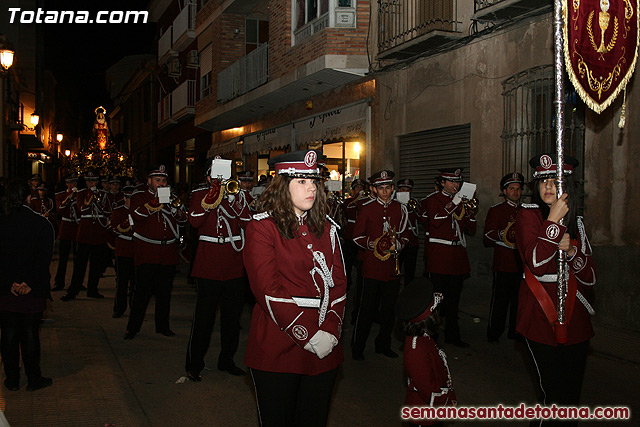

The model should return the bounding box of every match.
[342,194,360,242]
[55,189,78,241]
[483,200,522,273]
[110,201,134,259]
[130,186,188,266]
[404,335,457,424]
[515,206,596,346]
[243,213,347,375]
[352,198,410,282]
[420,192,436,253]
[425,191,477,275]
[75,188,111,245]
[189,187,252,281]
[406,202,421,248]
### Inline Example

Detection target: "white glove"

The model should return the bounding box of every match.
[452,193,462,205]
[303,330,338,360]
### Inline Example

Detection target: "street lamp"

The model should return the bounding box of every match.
[64,149,71,156]
[0,34,15,75]
[30,112,39,127]
[56,133,63,143]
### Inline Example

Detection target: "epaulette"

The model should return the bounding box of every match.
[326,215,341,230]
[191,183,208,193]
[521,203,539,209]
[361,197,376,206]
[253,212,270,221]
[55,190,67,196]
[490,201,502,208]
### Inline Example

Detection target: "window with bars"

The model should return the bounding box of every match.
[501,64,586,206]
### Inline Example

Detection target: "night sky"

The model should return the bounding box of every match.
[41,0,156,140]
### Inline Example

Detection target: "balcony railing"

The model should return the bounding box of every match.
[377,0,461,57]
[172,1,196,52]
[218,43,269,103]
[158,27,175,65]
[171,80,197,120]
[472,0,551,27]
[158,94,175,128]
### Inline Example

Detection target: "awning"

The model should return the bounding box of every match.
[294,102,367,148]
[243,125,293,154]
[207,137,241,158]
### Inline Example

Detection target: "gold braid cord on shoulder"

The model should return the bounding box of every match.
[201,185,224,211]
[144,202,164,212]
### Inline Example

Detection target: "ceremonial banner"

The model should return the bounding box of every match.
[563,0,639,113]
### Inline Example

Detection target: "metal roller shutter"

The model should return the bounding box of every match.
[398,123,471,276]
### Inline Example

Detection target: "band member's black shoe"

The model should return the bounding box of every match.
[156,330,176,337]
[124,331,136,340]
[60,293,76,301]
[186,371,202,382]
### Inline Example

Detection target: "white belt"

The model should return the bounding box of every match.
[429,237,462,246]
[524,273,558,283]
[81,214,106,219]
[62,217,75,223]
[292,296,320,309]
[199,235,242,244]
[118,235,133,241]
[133,232,176,245]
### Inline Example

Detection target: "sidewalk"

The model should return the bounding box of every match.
[0,258,637,426]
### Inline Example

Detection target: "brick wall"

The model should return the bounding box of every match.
[269,0,370,80]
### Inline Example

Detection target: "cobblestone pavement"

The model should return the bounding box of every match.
[0,257,637,426]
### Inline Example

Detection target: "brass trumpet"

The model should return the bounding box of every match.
[461,197,478,211]
[170,194,183,209]
[408,198,420,211]
[225,179,240,196]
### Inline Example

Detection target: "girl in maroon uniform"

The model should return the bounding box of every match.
[243,150,347,427]
[515,153,596,424]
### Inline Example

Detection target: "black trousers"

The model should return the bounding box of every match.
[487,271,521,341]
[342,240,358,290]
[399,245,419,285]
[0,311,44,382]
[430,273,464,342]
[54,238,76,287]
[113,256,136,315]
[185,277,245,373]
[526,339,589,426]
[352,277,400,355]
[68,242,107,296]
[126,263,175,334]
[250,368,338,427]
[350,259,364,323]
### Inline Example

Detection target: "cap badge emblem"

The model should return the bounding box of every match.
[455,169,461,176]
[540,155,553,169]
[159,165,166,172]
[304,151,317,168]
[381,171,388,179]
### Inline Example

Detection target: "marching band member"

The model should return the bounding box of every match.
[342,179,366,293]
[483,172,524,343]
[61,170,111,301]
[243,150,346,427]
[124,165,187,339]
[352,170,410,360]
[110,185,136,318]
[397,178,420,285]
[185,160,253,381]
[424,168,476,348]
[396,279,456,427]
[237,170,256,211]
[30,183,57,236]
[53,173,79,291]
[516,154,596,413]
[27,174,41,200]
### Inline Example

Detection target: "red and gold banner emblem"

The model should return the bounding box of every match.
[563,0,639,113]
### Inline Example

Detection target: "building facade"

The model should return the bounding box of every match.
[195,0,372,192]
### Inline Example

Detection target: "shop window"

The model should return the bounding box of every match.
[321,139,362,196]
